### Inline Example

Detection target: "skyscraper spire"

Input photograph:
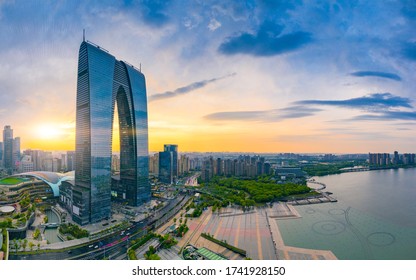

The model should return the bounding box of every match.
[83,29,85,42]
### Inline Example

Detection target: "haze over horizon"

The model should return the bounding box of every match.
[0,1,415,153]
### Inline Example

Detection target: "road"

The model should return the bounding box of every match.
[10,194,190,260]
[184,172,200,187]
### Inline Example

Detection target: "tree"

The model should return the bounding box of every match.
[147,254,161,260]
[12,239,19,253]
[29,241,35,252]
[37,243,40,251]
[33,228,41,239]
[22,239,28,252]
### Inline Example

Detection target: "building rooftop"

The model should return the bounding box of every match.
[1,171,75,197]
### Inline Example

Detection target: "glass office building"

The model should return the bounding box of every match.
[74,41,150,225]
[158,144,178,184]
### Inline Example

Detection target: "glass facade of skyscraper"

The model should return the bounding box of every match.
[158,144,178,184]
[74,41,150,225]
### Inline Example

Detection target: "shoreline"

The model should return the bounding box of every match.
[266,204,338,260]
[306,164,416,178]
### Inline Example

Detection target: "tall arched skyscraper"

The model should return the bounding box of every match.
[74,41,150,225]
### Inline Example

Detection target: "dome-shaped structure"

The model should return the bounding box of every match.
[7,171,75,197]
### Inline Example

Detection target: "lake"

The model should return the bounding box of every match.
[277,168,416,259]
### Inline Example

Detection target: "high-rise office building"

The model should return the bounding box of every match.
[164,144,178,178]
[179,154,190,175]
[13,136,20,169]
[393,151,399,165]
[0,141,3,167]
[42,152,53,171]
[74,40,150,225]
[61,154,67,171]
[149,153,159,175]
[19,155,34,173]
[3,126,14,173]
[31,150,43,171]
[159,151,173,184]
[158,144,178,184]
[66,151,75,171]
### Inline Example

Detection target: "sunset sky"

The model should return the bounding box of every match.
[0,0,415,153]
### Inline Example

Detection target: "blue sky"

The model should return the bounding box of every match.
[0,0,415,153]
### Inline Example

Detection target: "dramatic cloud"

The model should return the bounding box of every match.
[204,106,321,122]
[149,73,236,102]
[0,1,415,152]
[218,21,312,56]
[350,71,402,81]
[295,93,413,110]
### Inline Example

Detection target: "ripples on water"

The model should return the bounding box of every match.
[277,168,416,259]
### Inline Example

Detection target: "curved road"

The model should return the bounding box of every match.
[10,194,190,260]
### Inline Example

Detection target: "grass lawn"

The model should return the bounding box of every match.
[0,177,26,185]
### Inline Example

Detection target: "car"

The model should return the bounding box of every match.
[88,245,93,248]
[67,250,72,254]
[94,245,98,249]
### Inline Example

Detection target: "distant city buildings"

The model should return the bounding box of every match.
[201,155,272,182]
[368,151,415,166]
[0,141,3,168]
[66,151,75,171]
[19,155,34,173]
[149,149,193,183]
[149,153,159,176]
[2,125,20,174]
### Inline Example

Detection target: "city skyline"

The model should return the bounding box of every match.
[0,1,415,153]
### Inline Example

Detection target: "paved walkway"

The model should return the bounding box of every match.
[179,203,337,260]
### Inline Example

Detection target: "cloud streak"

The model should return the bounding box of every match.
[149,73,236,102]
[352,111,416,121]
[350,71,402,81]
[218,21,312,57]
[204,106,322,122]
[204,93,415,123]
[295,93,413,110]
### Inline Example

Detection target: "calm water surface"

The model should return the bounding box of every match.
[277,168,416,259]
[44,209,61,244]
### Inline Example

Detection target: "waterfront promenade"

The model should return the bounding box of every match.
[163,203,337,260]
[267,204,337,260]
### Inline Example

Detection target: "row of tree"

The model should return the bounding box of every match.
[10,238,40,252]
[202,176,311,204]
[58,223,89,239]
